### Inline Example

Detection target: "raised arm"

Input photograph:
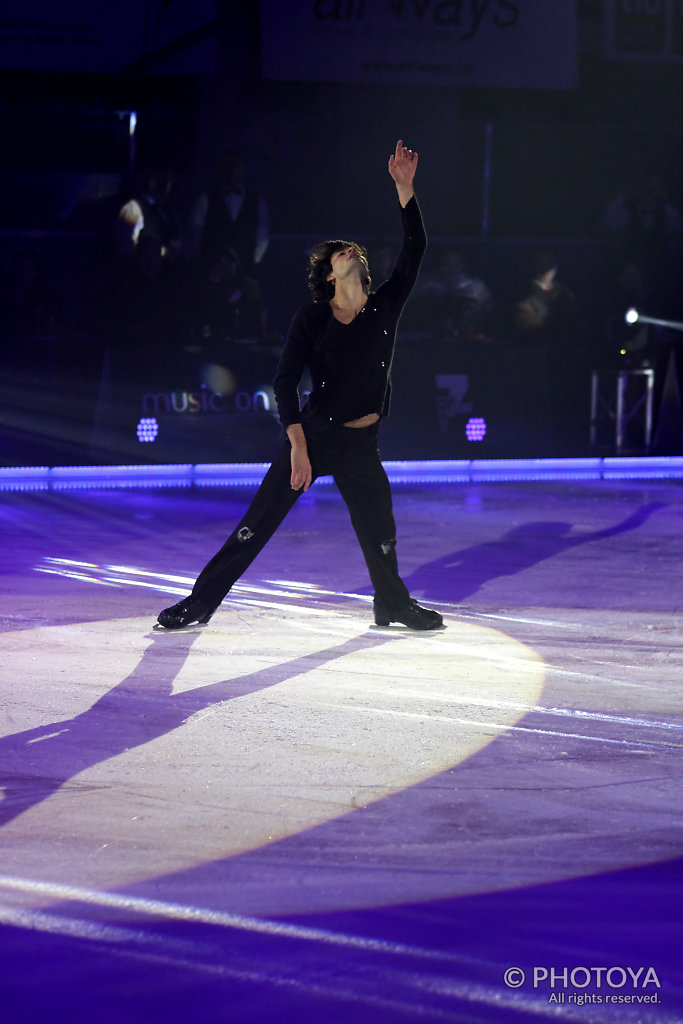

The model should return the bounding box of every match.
[383,140,426,303]
[388,139,418,208]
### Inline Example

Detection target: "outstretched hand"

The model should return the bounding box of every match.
[388,139,418,201]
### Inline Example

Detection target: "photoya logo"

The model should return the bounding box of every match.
[141,387,275,416]
[313,0,520,40]
[504,965,662,990]
[503,965,662,1007]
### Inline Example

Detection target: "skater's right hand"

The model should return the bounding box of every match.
[287,424,313,492]
[290,447,312,492]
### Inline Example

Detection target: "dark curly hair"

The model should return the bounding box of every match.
[307,240,371,302]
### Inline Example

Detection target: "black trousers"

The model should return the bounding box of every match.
[191,420,411,613]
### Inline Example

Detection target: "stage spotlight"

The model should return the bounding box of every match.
[624,310,683,332]
[137,417,159,443]
[465,417,487,442]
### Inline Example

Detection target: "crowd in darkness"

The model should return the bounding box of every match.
[93,148,271,389]
[0,144,278,463]
[1,145,682,462]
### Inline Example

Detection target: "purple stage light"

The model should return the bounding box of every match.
[136,417,159,443]
[465,417,487,442]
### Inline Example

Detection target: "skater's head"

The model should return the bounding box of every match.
[308,240,370,301]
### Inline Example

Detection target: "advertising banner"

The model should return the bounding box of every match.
[258,0,578,89]
[604,0,683,62]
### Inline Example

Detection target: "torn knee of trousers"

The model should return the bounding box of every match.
[237,526,255,543]
[380,538,396,556]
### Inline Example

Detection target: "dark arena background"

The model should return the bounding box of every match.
[1,4,682,1024]
[1,1,682,467]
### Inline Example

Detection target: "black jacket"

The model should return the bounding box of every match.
[273,195,426,428]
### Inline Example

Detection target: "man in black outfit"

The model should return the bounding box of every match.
[189,148,269,276]
[158,140,443,631]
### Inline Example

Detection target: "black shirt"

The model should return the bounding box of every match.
[273,195,426,428]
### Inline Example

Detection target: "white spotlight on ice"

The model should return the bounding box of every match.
[625,308,639,324]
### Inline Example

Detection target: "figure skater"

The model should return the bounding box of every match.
[158,140,443,631]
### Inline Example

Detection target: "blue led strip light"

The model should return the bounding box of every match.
[2,457,683,490]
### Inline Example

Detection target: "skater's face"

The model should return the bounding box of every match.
[308,238,370,299]
[326,245,368,285]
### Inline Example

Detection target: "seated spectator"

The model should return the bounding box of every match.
[183,244,266,355]
[603,259,651,366]
[116,165,183,266]
[512,249,579,346]
[409,248,494,340]
[189,148,269,277]
[603,173,682,242]
[603,173,682,315]
[511,249,587,454]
